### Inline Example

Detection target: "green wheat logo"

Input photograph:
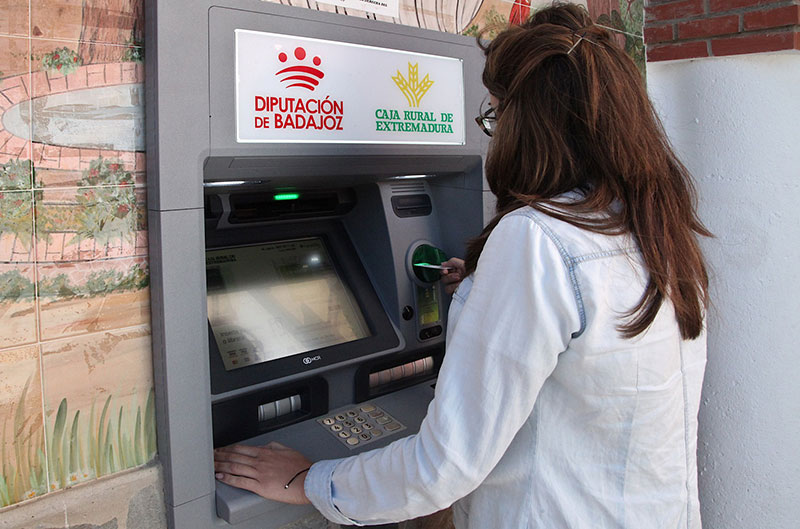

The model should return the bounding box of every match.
[392,63,434,108]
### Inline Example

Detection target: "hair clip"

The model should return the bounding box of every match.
[567,34,585,55]
[567,31,601,55]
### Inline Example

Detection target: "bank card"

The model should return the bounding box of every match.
[413,263,455,271]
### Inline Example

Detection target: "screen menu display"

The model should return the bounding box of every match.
[206,238,370,371]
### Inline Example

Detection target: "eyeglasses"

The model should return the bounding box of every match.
[475,104,497,137]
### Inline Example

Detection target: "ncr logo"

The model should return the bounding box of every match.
[276,46,325,91]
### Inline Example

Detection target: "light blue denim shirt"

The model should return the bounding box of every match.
[305,205,706,528]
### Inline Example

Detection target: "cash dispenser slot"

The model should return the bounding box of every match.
[212,377,328,447]
[228,188,356,223]
[354,346,445,402]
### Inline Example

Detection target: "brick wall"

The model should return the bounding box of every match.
[645,0,800,61]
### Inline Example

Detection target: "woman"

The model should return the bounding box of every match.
[214,4,710,527]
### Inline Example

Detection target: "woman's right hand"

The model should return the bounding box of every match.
[440,257,466,295]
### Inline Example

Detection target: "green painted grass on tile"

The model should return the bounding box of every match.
[0,376,47,507]
[1,386,157,507]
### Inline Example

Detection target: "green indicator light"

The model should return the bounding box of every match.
[273,193,300,201]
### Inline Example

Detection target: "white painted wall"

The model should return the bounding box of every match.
[647,53,800,529]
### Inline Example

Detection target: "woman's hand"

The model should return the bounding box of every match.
[440,257,466,295]
[214,442,312,504]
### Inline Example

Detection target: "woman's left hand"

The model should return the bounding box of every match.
[214,442,313,504]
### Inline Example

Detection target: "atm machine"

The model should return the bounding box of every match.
[145,1,487,528]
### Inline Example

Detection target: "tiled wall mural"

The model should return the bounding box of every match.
[0,0,642,513]
[0,0,150,509]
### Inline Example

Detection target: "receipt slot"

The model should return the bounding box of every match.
[145,2,486,528]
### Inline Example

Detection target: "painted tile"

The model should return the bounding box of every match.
[29,0,83,42]
[40,324,155,490]
[30,39,82,80]
[30,39,144,85]
[35,186,147,262]
[0,136,31,170]
[0,37,31,81]
[30,75,145,158]
[587,0,645,73]
[0,190,34,263]
[26,39,145,191]
[33,158,145,189]
[461,0,514,38]
[0,154,33,193]
[0,40,32,168]
[0,345,47,507]
[31,140,146,189]
[0,263,37,350]
[0,1,30,38]
[36,255,150,341]
[31,0,144,48]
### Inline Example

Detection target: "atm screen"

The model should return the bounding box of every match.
[206,238,371,371]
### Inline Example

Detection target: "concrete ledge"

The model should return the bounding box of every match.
[0,463,166,529]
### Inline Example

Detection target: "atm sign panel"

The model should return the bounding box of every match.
[235,29,466,145]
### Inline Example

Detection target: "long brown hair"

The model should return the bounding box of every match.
[468,3,710,340]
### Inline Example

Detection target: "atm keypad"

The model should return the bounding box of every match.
[318,403,405,449]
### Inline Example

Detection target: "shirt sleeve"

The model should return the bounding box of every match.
[304,212,582,526]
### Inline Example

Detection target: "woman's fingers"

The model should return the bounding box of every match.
[214,460,261,480]
[441,271,462,282]
[439,257,466,295]
[215,472,262,494]
[441,257,466,275]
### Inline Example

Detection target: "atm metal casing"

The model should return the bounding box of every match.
[145,1,488,528]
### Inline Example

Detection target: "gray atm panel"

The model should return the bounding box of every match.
[146,2,487,528]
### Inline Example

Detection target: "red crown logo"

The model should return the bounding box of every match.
[276,47,325,91]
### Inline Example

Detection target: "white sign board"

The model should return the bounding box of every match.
[314,0,399,18]
[235,30,465,145]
